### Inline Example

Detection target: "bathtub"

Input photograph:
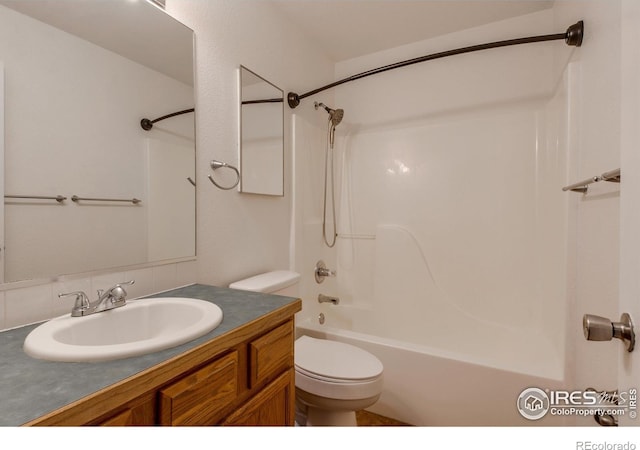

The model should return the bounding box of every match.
[296,311,570,426]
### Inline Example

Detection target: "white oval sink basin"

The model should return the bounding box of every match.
[23,297,223,362]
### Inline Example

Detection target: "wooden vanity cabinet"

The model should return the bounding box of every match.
[157,320,295,426]
[26,300,300,427]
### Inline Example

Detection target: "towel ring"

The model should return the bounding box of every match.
[208,160,240,190]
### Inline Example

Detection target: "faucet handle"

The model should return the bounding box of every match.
[58,291,90,316]
[110,280,135,303]
[315,260,336,284]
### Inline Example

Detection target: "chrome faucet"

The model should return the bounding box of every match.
[59,280,135,317]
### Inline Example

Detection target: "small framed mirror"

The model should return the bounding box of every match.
[239,66,284,196]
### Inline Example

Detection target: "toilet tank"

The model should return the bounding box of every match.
[229,270,300,297]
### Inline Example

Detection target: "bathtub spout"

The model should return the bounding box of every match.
[318,294,340,305]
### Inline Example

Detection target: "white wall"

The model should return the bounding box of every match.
[165,0,334,287]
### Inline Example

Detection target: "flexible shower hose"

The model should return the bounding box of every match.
[322,119,337,248]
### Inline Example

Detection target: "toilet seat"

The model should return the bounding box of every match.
[295,366,380,384]
[294,336,383,400]
[295,335,383,380]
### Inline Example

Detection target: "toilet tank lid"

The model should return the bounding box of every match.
[229,270,300,293]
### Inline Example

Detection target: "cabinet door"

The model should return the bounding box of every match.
[222,368,295,426]
[249,320,293,388]
[159,351,239,426]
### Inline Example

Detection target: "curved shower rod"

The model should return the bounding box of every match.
[242,98,283,105]
[287,21,584,109]
[140,108,195,130]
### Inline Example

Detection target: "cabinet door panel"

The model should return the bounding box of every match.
[99,409,134,426]
[94,392,155,426]
[222,368,294,426]
[159,351,238,426]
[249,321,293,388]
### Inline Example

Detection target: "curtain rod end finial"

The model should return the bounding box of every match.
[565,20,584,47]
[287,92,300,109]
[140,118,153,130]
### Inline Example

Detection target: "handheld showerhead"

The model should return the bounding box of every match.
[331,108,344,126]
[315,102,344,126]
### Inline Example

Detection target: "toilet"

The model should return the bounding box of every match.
[229,270,384,426]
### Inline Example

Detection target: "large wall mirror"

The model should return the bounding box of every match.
[0,0,195,283]
[239,66,284,196]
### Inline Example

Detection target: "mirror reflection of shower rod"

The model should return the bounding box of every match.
[140,108,194,130]
[287,21,584,109]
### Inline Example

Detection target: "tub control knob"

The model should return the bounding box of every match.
[315,260,336,284]
[583,313,635,352]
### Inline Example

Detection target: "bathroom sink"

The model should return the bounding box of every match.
[23,297,223,362]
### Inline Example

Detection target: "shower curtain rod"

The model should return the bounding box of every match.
[140,108,194,130]
[242,98,283,104]
[287,21,584,109]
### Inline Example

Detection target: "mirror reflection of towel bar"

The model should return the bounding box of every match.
[71,195,141,204]
[4,194,67,203]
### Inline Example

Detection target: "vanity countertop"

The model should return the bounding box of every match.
[0,284,300,426]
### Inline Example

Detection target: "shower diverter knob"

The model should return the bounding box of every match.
[583,313,635,352]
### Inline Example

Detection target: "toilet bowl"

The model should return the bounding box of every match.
[229,270,384,426]
[294,335,383,426]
